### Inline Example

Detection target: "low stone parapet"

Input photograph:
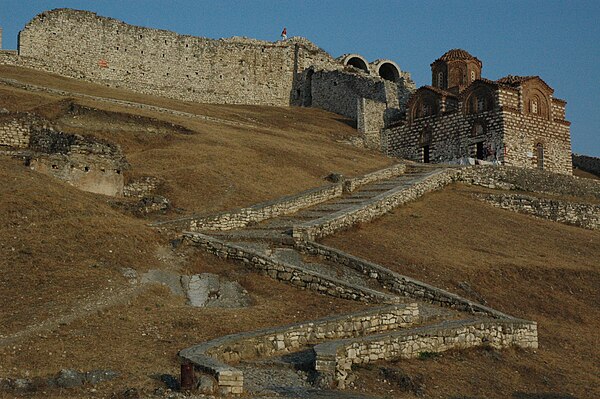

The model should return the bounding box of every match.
[342,163,406,192]
[292,168,461,241]
[183,232,399,304]
[459,165,600,200]
[295,241,510,318]
[477,193,600,230]
[179,303,419,394]
[313,318,538,389]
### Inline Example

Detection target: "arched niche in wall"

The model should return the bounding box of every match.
[525,88,550,120]
[410,92,440,120]
[339,54,370,74]
[464,86,495,114]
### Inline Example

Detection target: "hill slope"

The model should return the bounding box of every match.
[1,64,599,399]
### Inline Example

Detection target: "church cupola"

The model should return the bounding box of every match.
[431,49,482,94]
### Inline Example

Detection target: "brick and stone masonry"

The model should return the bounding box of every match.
[382,50,572,175]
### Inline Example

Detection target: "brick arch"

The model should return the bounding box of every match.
[464,86,495,114]
[410,92,440,120]
[525,88,550,120]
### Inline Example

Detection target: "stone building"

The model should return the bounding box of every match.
[382,49,572,175]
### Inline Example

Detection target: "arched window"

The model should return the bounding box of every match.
[438,72,444,87]
[526,91,549,119]
[536,143,544,169]
[411,95,439,120]
[471,70,476,82]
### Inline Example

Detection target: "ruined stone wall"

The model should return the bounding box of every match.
[0,111,127,196]
[477,193,600,230]
[314,318,538,388]
[123,176,162,198]
[18,9,338,106]
[459,166,600,200]
[310,69,387,119]
[357,98,387,149]
[0,113,33,148]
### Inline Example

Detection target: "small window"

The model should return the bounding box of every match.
[471,70,476,81]
[438,72,444,87]
[531,99,538,114]
[477,96,486,112]
[422,145,430,163]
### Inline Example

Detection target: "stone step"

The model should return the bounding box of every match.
[308,203,353,212]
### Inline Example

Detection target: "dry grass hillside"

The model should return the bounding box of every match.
[0,65,392,215]
[0,154,365,399]
[1,64,599,399]
[325,184,600,399]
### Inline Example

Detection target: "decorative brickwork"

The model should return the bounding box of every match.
[383,50,572,175]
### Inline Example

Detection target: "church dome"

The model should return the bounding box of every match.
[437,49,476,62]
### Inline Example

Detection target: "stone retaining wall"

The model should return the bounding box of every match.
[293,168,461,241]
[179,303,418,395]
[314,318,538,388]
[296,241,509,318]
[477,193,600,230]
[155,163,407,231]
[183,232,398,304]
[0,113,32,148]
[459,165,600,200]
[123,176,162,198]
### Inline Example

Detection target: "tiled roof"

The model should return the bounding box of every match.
[496,75,554,93]
[419,85,457,97]
[438,49,476,61]
[496,75,537,86]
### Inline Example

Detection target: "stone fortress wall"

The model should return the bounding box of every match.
[15,9,415,129]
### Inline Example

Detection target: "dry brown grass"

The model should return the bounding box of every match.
[574,167,600,180]
[0,156,365,398]
[0,65,394,215]
[325,184,600,398]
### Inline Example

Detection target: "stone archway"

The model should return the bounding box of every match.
[340,54,370,73]
[375,61,401,81]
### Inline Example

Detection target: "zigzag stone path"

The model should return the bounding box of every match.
[166,163,538,397]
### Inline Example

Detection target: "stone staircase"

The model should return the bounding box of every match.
[208,164,449,244]
[163,163,537,397]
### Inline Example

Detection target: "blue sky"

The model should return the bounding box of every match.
[1,0,599,156]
